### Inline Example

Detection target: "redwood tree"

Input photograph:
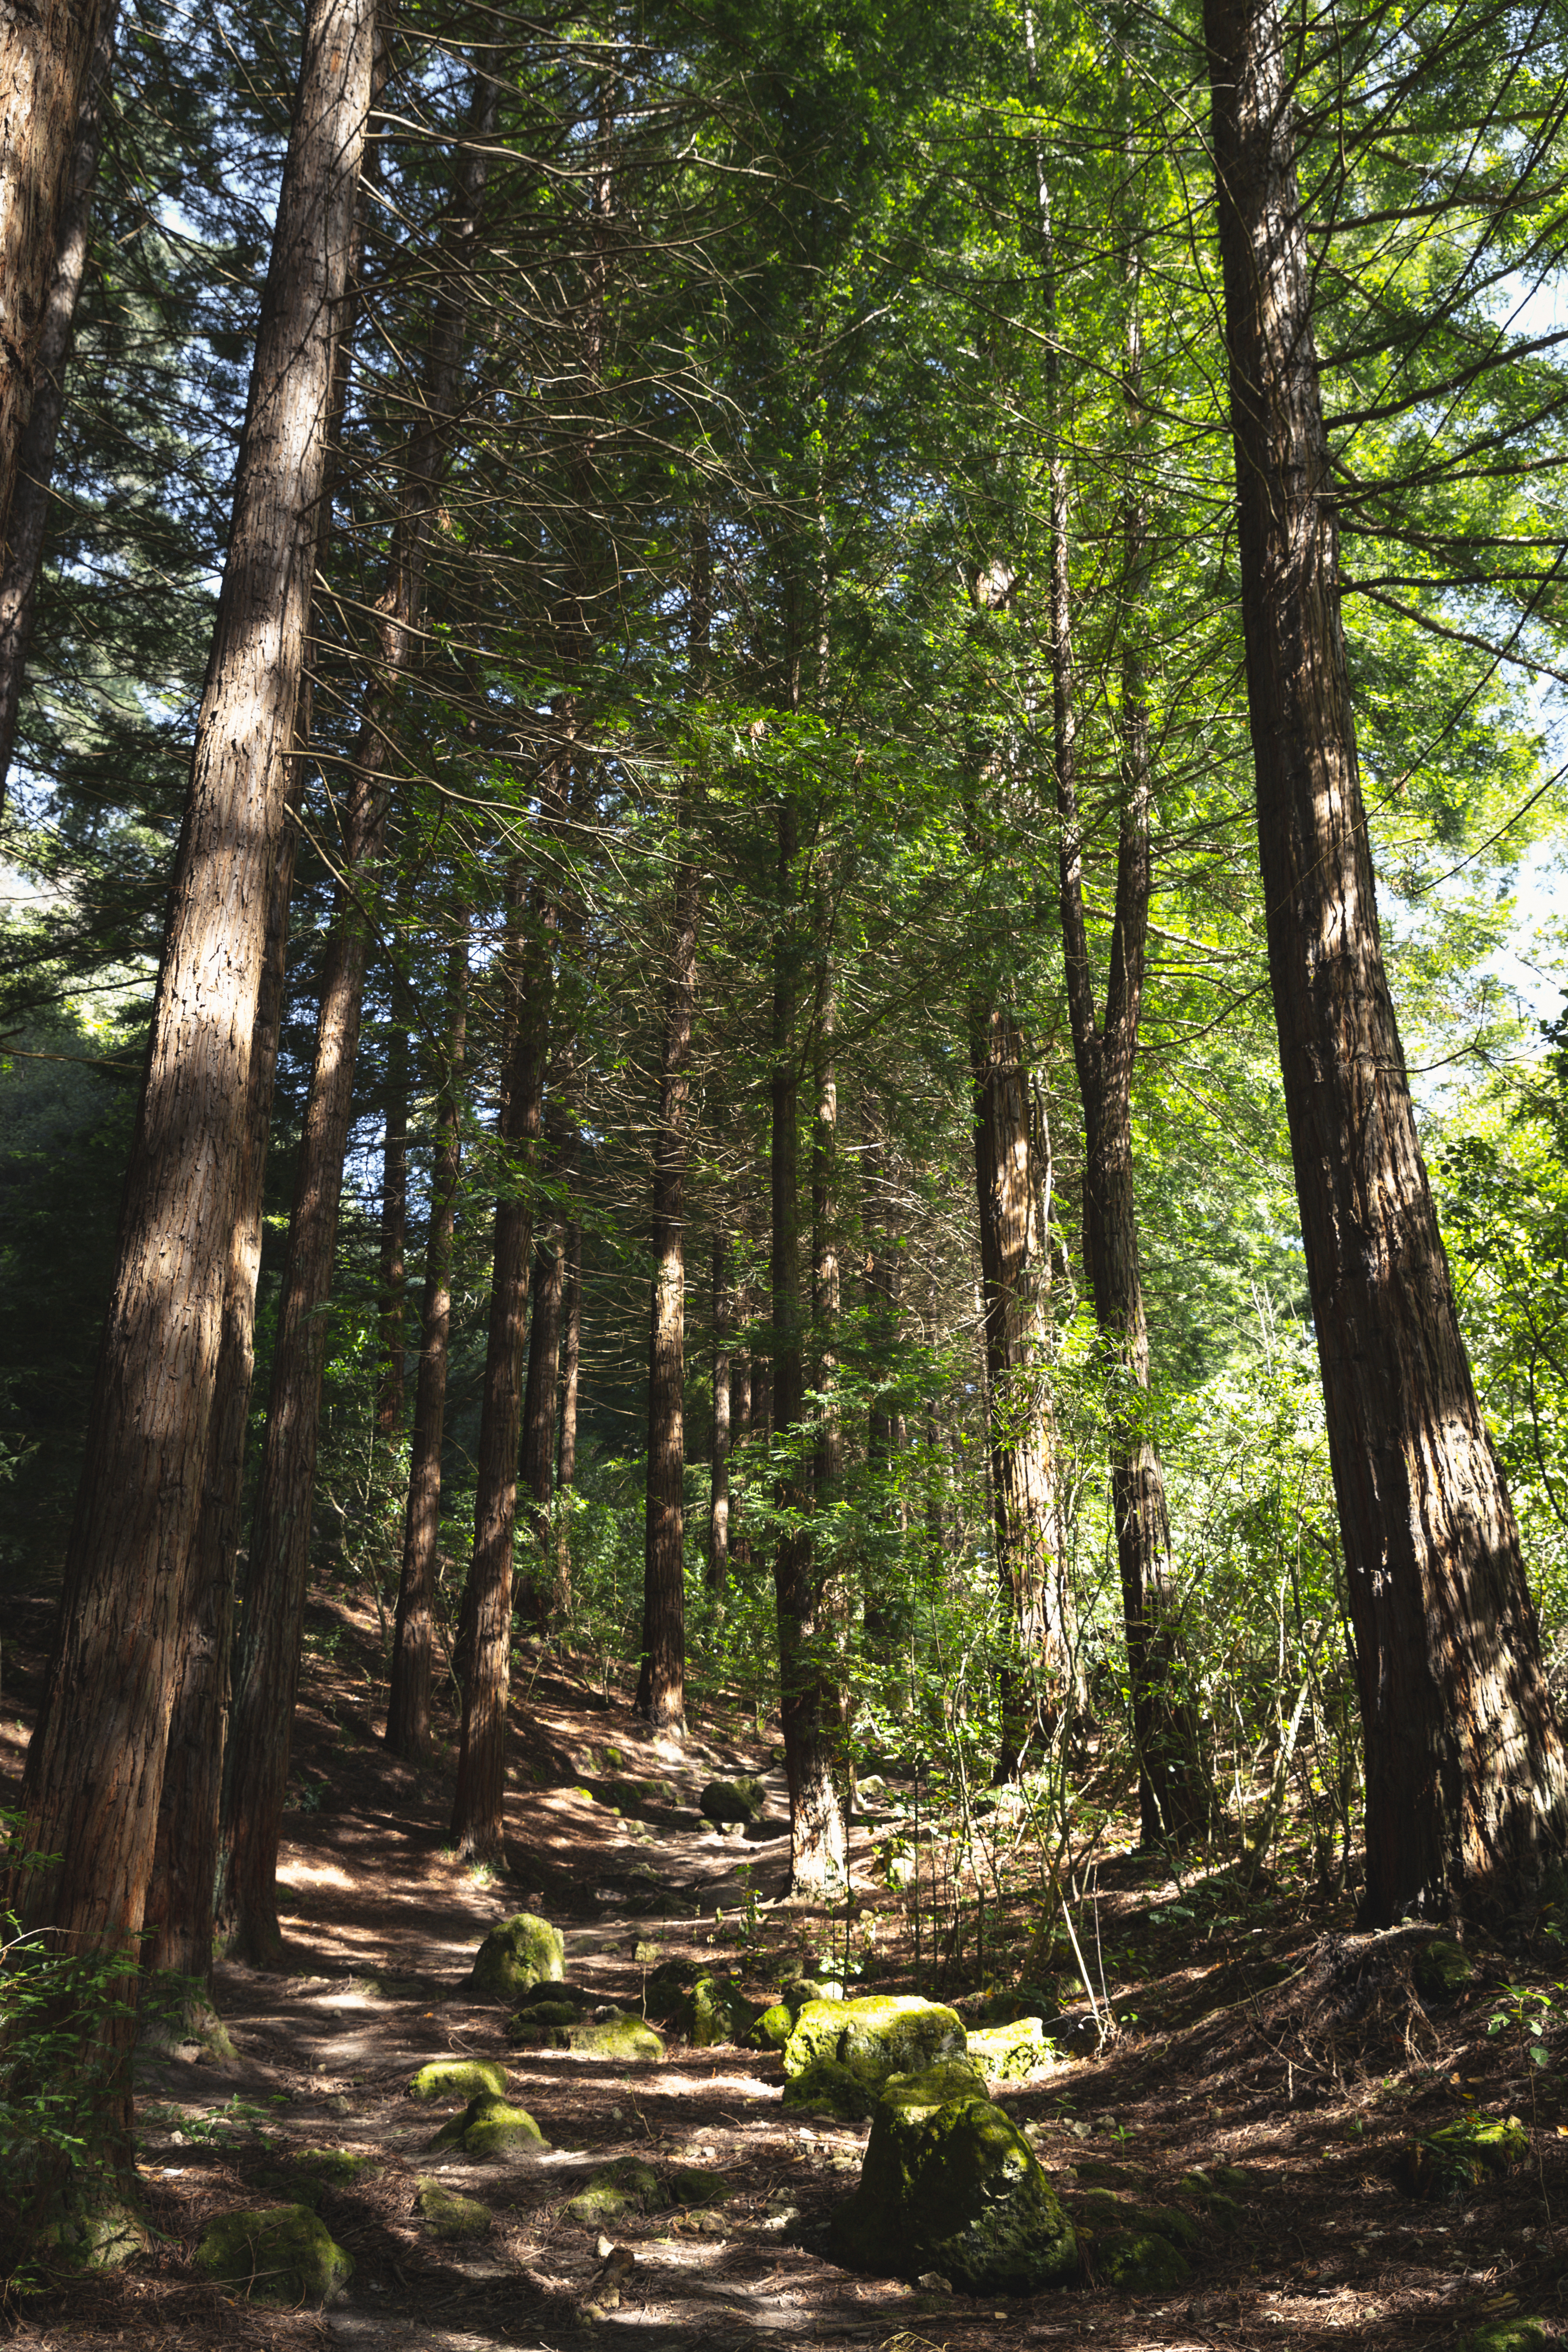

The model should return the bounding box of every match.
[1203,0,1568,1921]
[13,0,377,2168]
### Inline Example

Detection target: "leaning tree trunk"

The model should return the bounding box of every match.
[220,69,497,1959]
[385,910,467,1761]
[377,1007,409,1437]
[636,818,701,1732]
[0,0,116,810]
[1204,0,1568,1922]
[969,1001,1072,1778]
[13,0,375,2173]
[0,0,103,577]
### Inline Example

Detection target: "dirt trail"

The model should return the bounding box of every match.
[4,1596,1566,2352]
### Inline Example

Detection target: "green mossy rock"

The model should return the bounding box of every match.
[194,2205,353,2306]
[681,1973,757,2048]
[700,1777,767,1828]
[429,2094,548,2159]
[566,2157,664,2226]
[1075,2159,1145,2188]
[1075,2194,1199,2250]
[644,1958,701,2020]
[1094,2226,1190,2291]
[409,2058,509,2104]
[297,2146,371,2181]
[782,1975,843,2012]
[254,2170,323,2211]
[968,2017,1053,2082]
[517,2000,581,2029]
[1413,1938,1474,2000]
[668,2165,729,2207]
[468,1911,566,1998]
[830,2061,1077,2292]
[754,2002,795,2049]
[566,2013,665,2064]
[783,1995,965,2091]
[1458,2320,1547,2352]
[1397,2113,1528,2200]
[415,2178,492,2241]
[783,2058,879,2120]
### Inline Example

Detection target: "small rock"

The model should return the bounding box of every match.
[408,2058,508,2104]
[194,2206,353,2307]
[414,2178,491,2242]
[428,2095,548,2159]
[700,1777,767,1828]
[467,1911,566,1998]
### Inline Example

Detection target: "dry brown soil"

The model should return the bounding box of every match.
[2,1587,1565,2352]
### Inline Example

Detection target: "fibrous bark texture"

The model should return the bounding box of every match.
[636,829,700,1733]
[0,0,101,575]
[15,0,375,2155]
[0,0,114,808]
[708,1228,730,1592]
[969,1004,1072,1776]
[1204,0,1568,1923]
[385,912,467,1761]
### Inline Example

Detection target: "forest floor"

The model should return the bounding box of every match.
[1,1585,1566,2352]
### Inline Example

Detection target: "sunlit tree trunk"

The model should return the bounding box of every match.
[1204,0,1568,1921]
[13,0,376,2170]
[377,1008,409,1437]
[385,909,467,1761]
[772,798,848,1893]
[0,0,115,808]
[556,1213,582,1607]
[969,1002,1072,1778]
[0,0,102,586]
[636,811,701,1731]
[521,1208,566,1628]
[221,68,497,1958]
[708,1227,730,1592]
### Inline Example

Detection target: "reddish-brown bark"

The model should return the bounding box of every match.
[1204,0,1568,1921]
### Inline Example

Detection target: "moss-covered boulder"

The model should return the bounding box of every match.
[968,2017,1054,2082]
[566,2157,665,2227]
[700,1777,767,1828]
[1458,2320,1547,2352]
[415,2178,492,2241]
[409,2057,509,2104]
[297,2146,372,2183]
[566,2012,665,2064]
[1094,2226,1190,2291]
[669,2165,730,2207]
[783,2057,879,2121]
[194,2205,354,2306]
[1075,2190,1200,2249]
[784,1995,965,2094]
[429,2094,548,2159]
[753,2001,795,2049]
[830,2062,1078,2292]
[1396,2113,1528,2200]
[680,1973,758,2048]
[1413,1938,1474,2001]
[783,1975,843,2010]
[468,1911,566,1998]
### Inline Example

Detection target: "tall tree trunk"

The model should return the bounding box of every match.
[12,0,375,2172]
[969,1003,1072,1778]
[521,1210,565,1629]
[450,845,554,1862]
[220,70,498,1960]
[0,0,115,810]
[708,1226,730,1592]
[385,909,467,1761]
[772,800,847,1892]
[0,0,102,577]
[556,1214,582,1607]
[143,790,298,2007]
[1204,0,1568,1922]
[377,1007,409,1438]
[636,819,701,1731]
[862,1127,904,1644]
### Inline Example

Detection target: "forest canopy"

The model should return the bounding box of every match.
[3,0,1568,2213]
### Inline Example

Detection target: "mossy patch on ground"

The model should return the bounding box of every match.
[566,2014,665,2064]
[1396,2113,1528,2200]
[409,2058,508,2104]
[429,2095,548,2159]
[193,2205,353,2306]
[566,2157,665,2226]
[1093,2226,1190,2291]
[831,2061,1078,2292]
[415,2178,492,2241]
[467,1911,565,1998]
